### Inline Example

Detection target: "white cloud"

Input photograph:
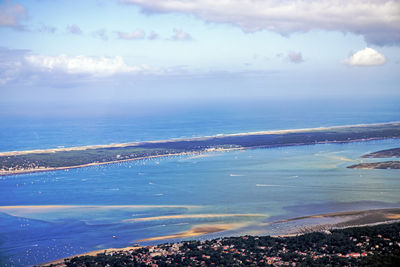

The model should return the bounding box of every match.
[287,52,304,64]
[0,0,27,29]
[0,48,170,86]
[117,29,145,40]
[171,28,192,41]
[24,54,143,76]
[123,0,400,46]
[345,47,386,66]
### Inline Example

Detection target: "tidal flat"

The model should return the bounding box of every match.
[1,136,400,266]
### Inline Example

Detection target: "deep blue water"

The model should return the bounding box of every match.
[0,99,399,266]
[1,98,399,152]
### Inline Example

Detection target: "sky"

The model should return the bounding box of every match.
[0,0,400,114]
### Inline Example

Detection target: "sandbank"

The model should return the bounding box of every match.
[0,204,200,210]
[269,208,400,236]
[136,223,238,242]
[125,213,266,222]
[37,207,400,266]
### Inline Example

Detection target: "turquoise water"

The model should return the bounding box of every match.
[0,100,399,266]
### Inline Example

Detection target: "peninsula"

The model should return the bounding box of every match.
[2,122,400,176]
[347,147,400,169]
[347,161,400,170]
[362,147,400,158]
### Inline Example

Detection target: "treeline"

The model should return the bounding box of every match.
[41,222,400,266]
[3,123,400,173]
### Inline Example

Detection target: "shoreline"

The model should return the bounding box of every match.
[38,246,142,267]
[0,147,243,176]
[0,151,206,176]
[0,137,390,177]
[1,136,397,177]
[1,137,397,176]
[1,122,400,176]
[2,121,399,156]
[269,208,400,236]
[37,207,400,266]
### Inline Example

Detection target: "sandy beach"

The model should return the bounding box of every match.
[1,122,399,176]
[36,207,400,266]
[0,148,242,176]
[269,208,400,236]
[1,121,398,157]
[38,246,142,266]
[136,223,239,242]
[125,213,266,222]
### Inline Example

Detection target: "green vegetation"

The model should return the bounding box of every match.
[362,147,400,158]
[43,222,400,266]
[348,161,400,169]
[2,123,400,175]
[348,146,400,170]
[0,147,185,171]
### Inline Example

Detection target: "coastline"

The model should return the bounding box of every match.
[269,208,400,235]
[38,246,142,267]
[2,121,399,157]
[2,122,400,176]
[0,150,208,176]
[0,147,242,176]
[37,207,400,266]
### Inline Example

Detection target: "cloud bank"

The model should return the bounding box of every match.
[0,48,154,86]
[345,47,386,66]
[25,54,143,75]
[122,0,400,46]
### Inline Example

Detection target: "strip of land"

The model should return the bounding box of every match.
[347,147,400,169]
[125,213,266,222]
[0,204,200,210]
[2,122,399,176]
[347,161,400,169]
[270,208,400,235]
[38,246,142,267]
[362,147,400,158]
[136,223,238,242]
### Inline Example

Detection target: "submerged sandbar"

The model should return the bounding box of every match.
[1,122,399,176]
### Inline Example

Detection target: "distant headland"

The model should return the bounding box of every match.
[1,122,400,176]
[347,147,400,170]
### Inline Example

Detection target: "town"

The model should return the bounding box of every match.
[44,222,400,266]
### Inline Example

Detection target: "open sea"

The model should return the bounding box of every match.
[0,98,399,266]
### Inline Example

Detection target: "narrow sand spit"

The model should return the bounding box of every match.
[125,213,266,222]
[2,121,398,157]
[136,223,240,242]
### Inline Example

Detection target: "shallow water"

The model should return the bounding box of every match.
[0,100,399,266]
[1,138,400,266]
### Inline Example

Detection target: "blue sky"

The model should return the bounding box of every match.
[1,0,399,110]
